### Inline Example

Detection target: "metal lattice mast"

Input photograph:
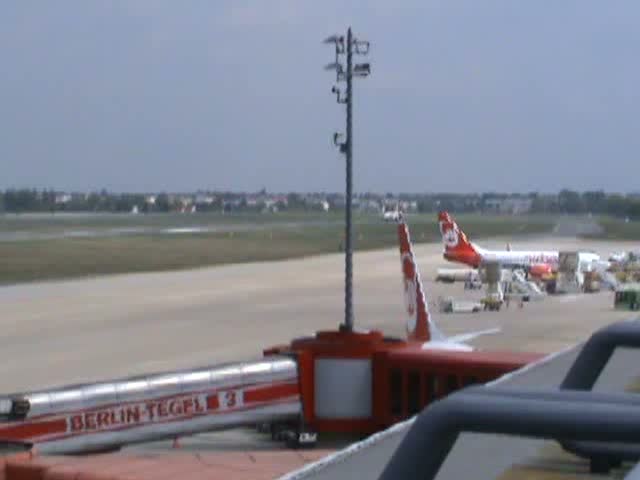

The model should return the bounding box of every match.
[323,28,371,332]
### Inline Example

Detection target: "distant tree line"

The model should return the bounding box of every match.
[531,190,640,219]
[414,190,640,219]
[1,188,639,220]
[0,189,175,214]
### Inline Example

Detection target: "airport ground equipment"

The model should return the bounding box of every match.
[555,251,581,293]
[463,276,483,290]
[479,261,504,310]
[615,284,640,310]
[597,269,619,290]
[544,275,558,293]
[582,270,601,292]
[503,269,546,301]
[437,296,482,314]
[435,268,478,284]
[481,295,504,311]
[0,358,301,454]
[587,254,619,290]
[555,251,609,293]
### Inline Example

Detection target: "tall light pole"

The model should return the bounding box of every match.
[324,28,371,332]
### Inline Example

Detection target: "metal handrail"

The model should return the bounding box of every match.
[378,387,640,480]
[378,319,640,479]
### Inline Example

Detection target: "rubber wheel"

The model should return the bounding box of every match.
[285,436,300,449]
[590,457,612,474]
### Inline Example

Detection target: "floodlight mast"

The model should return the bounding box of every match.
[324,27,371,333]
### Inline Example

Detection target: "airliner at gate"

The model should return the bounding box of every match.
[437,211,602,278]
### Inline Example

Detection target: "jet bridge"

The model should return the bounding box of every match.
[479,261,504,310]
[555,251,582,293]
[0,357,301,454]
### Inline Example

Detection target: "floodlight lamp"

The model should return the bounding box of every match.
[355,40,370,55]
[324,62,343,72]
[323,35,340,44]
[353,63,371,76]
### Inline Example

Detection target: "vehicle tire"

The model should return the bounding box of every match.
[271,425,282,441]
[590,457,612,474]
[285,435,300,450]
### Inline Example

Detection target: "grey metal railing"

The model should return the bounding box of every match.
[378,319,640,479]
[378,387,640,480]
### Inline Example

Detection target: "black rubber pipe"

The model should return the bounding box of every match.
[378,387,640,480]
[561,319,640,390]
[467,386,640,463]
[558,319,640,463]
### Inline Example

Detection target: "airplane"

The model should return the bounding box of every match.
[609,250,640,264]
[383,205,401,222]
[437,211,603,279]
[609,251,627,263]
[397,216,499,351]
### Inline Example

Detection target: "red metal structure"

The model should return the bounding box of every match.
[374,346,542,426]
[266,330,542,435]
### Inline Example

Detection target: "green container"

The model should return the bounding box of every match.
[614,284,640,310]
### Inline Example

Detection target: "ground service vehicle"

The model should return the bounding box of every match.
[614,284,640,310]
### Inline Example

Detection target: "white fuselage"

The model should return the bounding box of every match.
[476,245,604,272]
[474,244,559,268]
[383,211,401,222]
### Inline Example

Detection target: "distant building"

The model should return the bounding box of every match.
[398,201,418,213]
[359,199,381,213]
[54,193,72,204]
[246,196,260,208]
[195,194,215,205]
[484,197,532,214]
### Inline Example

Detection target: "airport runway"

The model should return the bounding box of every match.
[0,234,636,394]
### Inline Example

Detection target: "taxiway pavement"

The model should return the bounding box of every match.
[0,235,635,393]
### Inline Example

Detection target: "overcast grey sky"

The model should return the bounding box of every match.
[1,1,639,193]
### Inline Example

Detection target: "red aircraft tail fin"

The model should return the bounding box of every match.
[437,211,481,267]
[397,220,430,342]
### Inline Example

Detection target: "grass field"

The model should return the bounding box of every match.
[0,212,554,285]
[0,211,341,232]
[587,217,640,241]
